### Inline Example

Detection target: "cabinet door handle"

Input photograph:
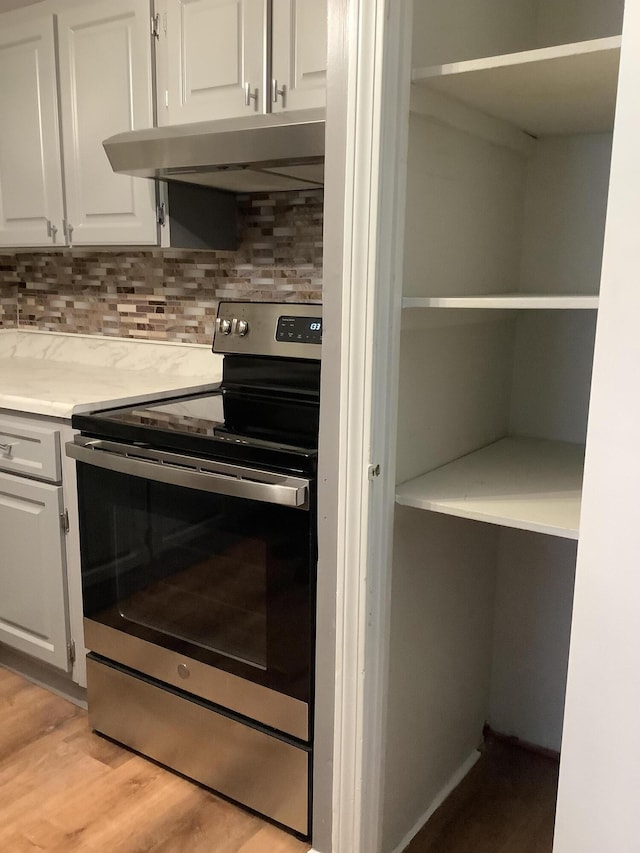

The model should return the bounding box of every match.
[64,221,74,246]
[244,82,258,110]
[46,219,58,243]
[272,79,286,106]
[0,442,15,456]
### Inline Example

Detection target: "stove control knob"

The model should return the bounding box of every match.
[237,319,249,336]
[219,319,232,335]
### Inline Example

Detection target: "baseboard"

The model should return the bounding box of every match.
[0,645,87,708]
[483,724,560,762]
[389,749,482,853]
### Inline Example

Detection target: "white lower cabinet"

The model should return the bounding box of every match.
[0,414,72,672]
[0,471,69,671]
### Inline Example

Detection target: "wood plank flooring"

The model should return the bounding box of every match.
[0,667,310,853]
[404,736,559,853]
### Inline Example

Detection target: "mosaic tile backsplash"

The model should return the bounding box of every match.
[0,189,323,344]
[0,256,19,327]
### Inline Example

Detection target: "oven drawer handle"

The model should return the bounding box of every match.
[65,440,310,509]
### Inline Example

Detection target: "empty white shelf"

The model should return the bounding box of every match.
[402,294,599,310]
[412,36,621,136]
[396,437,584,539]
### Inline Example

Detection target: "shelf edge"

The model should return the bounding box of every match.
[394,495,579,540]
[412,35,622,83]
[402,295,600,310]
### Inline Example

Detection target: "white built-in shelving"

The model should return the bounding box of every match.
[412,36,621,136]
[382,0,628,848]
[402,294,599,310]
[395,437,584,539]
[401,31,615,527]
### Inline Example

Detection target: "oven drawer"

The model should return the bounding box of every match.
[87,656,310,837]
[85,620,309,740]
[0,418,61,483]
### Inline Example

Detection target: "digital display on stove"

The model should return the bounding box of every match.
[276,316,322,344]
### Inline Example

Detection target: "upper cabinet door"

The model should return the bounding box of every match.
[56,0,157,246]
[157,0,268,125]
[0,17,65,248]
[271,0,327,113]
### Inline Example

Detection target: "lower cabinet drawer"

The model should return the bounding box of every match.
[0,417,61,483]
[87,656,310,837]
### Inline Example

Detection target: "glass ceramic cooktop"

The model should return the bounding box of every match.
[89,390,320,455]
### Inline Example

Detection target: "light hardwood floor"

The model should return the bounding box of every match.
[0,667,310,853]
[405,736,559,853]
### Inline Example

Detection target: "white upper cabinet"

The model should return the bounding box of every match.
[156,0,326,125]
[0,17,65,248]
[0,0,157,248]
[56,0,157,245]
[271,0,327,113]
[156,0,267,125]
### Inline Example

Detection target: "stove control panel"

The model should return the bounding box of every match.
[213,302,322,360]
[276,315,322,344]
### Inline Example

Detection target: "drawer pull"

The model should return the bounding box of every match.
[0,442,15,456]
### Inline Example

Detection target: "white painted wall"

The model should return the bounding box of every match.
[509,311,597,445]
[554,0,640,849]
[0,0,44,11]
[518,135,612,296]
[488,530,576,751]
[382,509,498,853]
[412,0,624,68]
[535,0,625,45]
[411,0,536,67]
[396,319,514,484]
[402,115,525,299]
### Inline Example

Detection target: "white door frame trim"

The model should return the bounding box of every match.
[329,1,412,851]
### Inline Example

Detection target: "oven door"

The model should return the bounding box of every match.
[68,437,314,741]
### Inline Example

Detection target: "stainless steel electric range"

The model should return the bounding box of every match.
[66,302,321,838]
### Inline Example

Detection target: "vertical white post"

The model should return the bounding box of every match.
[321,0,412,851]
[554,2,640,850]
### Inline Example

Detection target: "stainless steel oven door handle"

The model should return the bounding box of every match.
[66,438,310,509]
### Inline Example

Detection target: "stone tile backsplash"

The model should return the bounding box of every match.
[0,189,323,344]
[0,256,20,327]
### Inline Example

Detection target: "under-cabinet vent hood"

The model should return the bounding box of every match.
[103,108,325,193]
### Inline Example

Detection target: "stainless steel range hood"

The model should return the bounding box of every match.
[103,108,325,193]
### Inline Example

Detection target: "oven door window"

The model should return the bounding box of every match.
[77,464,314,702]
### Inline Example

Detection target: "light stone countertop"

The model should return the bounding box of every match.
[0,329,222,419]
